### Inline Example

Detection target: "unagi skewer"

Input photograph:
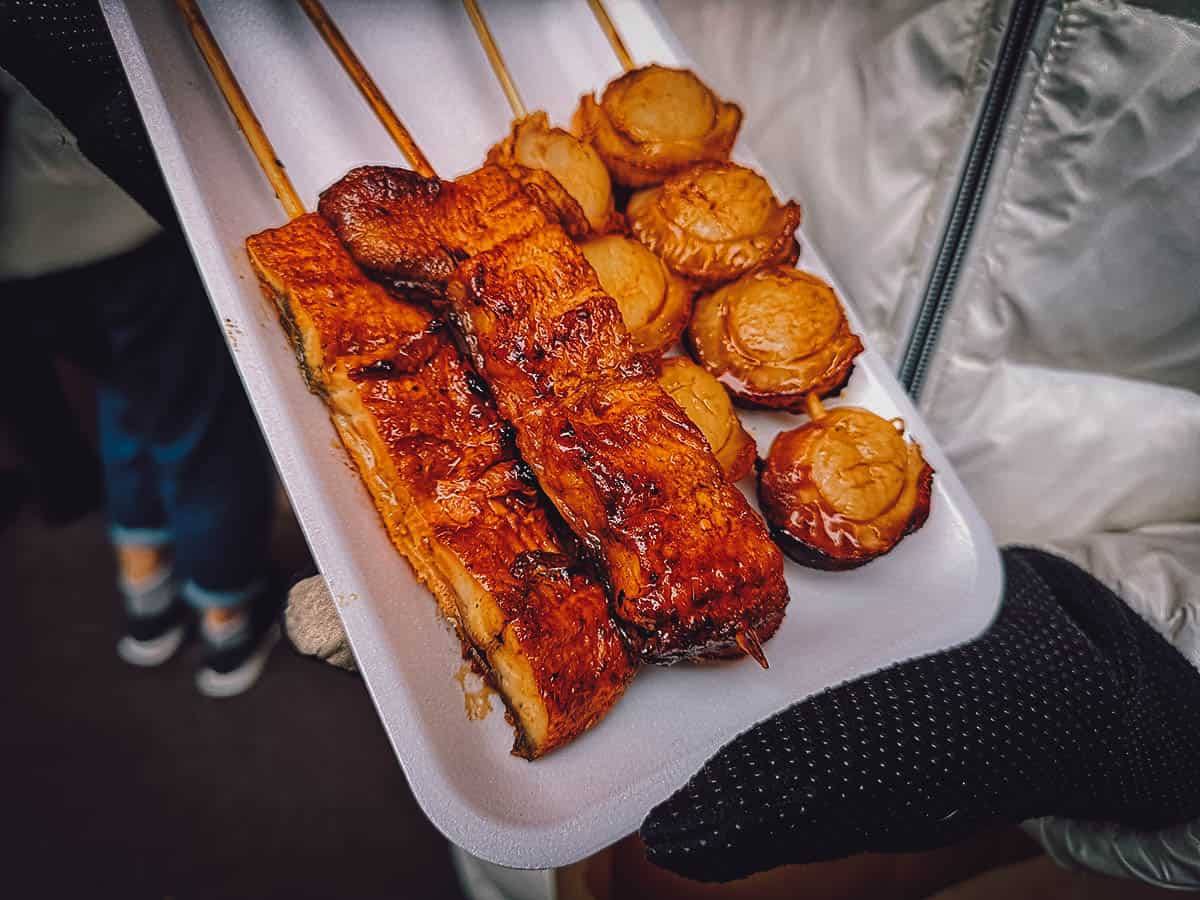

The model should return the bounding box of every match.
[178,2,636,756]
[586,0,635,72]
[459,0,623,238]
[296,0,436,178]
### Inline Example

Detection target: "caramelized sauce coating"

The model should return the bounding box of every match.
[658,357,756,482]
[488,112,619,236]
[318,165,561,297]
[758,403,934,570]
[581,234,693,358]
[448,226,790,663]
[688,267,863,410]
[247,214,633,758]
[573,65,741,188]
[626,162,801,289]
[322,166,790,664]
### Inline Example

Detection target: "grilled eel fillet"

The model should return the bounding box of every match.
[245,214,633,758]
[319,168,789,664]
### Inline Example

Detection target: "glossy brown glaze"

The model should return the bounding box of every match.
[448,226,789,663]
[580,234,693,359]
[572,65,741,188]
[658,357,756,482]
[626,162,801,289]
[317,165,564,298]
[488,112,620,236]
[319,168,789,664]
[688,267,864,411]
[758,405,934,570]
[246,214,633,758]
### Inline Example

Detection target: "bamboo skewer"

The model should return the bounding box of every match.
[735,628,769,670]
[462,0,526,119]
[176,0,306,219]
[296,0,436,178]
[586,0,635,72]
[806,393,827,422]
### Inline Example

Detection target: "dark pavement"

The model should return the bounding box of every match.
[2,494,467,900]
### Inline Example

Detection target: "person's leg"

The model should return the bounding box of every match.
[94,234,277,691]
[95,371,186,666]
[154,324,278,697]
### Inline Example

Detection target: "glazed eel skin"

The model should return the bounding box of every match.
[246,214,633,758]
[319,167,789,664]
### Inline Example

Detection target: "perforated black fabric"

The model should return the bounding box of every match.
[641,548,1200,882]
[0,0,177,227]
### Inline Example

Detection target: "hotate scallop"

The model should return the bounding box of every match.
[658,357,756,482]
[688,267,863,411]
[572,64,742,189]
[581,234,693,358]
[487,112,619,237]
[626,162,801,289]
[758,398,934,570]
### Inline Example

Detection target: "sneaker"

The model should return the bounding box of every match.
[117,570,189,668]
[195,591,280,698]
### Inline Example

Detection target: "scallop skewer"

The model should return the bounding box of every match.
[458,2,689,357]
[758,392,935,571]
[460,0,620,238]
[576,1,743,192]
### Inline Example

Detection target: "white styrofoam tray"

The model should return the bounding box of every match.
[103,0,1002,869]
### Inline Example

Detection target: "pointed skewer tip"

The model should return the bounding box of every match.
[736,629,769,670]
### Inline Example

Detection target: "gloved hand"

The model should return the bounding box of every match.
[283,550,1200,887]
[639,547,1200,883]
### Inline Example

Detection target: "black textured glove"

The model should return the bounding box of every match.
[641,547,1200,882]
[1,0,177,228]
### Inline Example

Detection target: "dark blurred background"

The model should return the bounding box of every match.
[1,385,466,899]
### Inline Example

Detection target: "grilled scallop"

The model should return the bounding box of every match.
[581,234,693,358]
[659,357,756,482]
[572,64,742,188]
[758,398,934,570]
[688,267,863,411]
[627,162,801,289]
[487,112,619,236]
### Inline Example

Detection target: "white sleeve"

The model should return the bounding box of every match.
[1042,525,1200,672]
[1024,816,1200,889]
[1023,525,1200,888]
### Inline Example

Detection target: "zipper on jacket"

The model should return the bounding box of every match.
[898,0,1046,398]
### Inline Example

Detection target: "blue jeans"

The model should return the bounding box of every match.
[15,234,276,609]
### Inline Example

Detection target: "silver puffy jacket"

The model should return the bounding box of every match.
[655,0,1200,888]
